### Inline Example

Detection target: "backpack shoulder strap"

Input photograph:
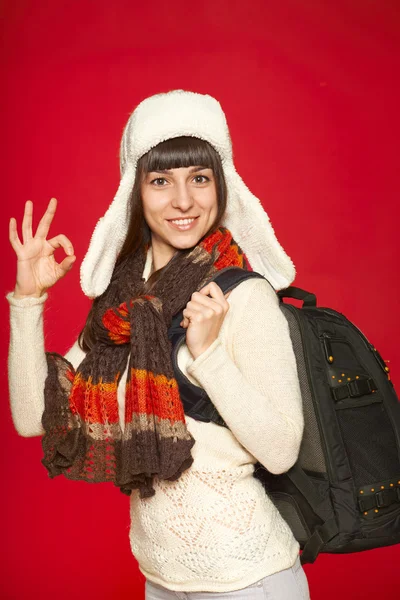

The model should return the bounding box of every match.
[169,267,267,334]
[209,266,266,294]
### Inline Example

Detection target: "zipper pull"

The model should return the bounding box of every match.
[322,334,334,364]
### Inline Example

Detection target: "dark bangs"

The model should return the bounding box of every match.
[137,136,221,175]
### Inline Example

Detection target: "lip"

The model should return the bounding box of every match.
[166,216,199,231]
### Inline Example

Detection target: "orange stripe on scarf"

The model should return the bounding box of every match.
[125,368,185,424]
[69,372,121,423]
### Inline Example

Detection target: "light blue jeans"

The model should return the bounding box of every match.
[145,556,310,599]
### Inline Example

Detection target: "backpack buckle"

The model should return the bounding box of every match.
[358,485,400,513]
[347,378,375,398]
[358,491,386,511]
[375,490,386,508]
[332,378,377,402]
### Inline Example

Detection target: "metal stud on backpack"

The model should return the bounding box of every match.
[168,267,400,564]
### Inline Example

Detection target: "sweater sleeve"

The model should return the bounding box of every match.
[6,291,86,437]
[186,278,304,475]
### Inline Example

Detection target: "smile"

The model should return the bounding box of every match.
[167,217,199,231]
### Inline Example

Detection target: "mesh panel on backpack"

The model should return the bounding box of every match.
[281,307,326,473]
[271,494,309,543]
[336,400,399,486]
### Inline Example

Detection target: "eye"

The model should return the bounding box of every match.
[193,175,210,183]
[149,174,210,186]
[150,177,167,186]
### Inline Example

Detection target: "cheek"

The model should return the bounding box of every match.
[201,187,218,213]
[141,202,152,224]
[142,193,167,222]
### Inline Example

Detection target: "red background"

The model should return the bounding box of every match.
[1,1,399,598]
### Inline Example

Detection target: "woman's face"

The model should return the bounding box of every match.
[140,165,219,267]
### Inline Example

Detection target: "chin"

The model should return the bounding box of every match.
[169,232,203,250]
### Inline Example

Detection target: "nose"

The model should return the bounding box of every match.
[171,181,195,212]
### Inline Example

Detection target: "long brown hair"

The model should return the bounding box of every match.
[78,136,228,352]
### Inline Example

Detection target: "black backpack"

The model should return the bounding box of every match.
[167,267,400,565]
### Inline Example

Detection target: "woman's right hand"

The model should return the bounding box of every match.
[9,198,76,298]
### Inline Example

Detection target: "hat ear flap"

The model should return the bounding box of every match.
[222,161,296,291]
[80,163,137,298]
[119,116,134,177]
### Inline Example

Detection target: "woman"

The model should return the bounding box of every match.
[7,90,309,599]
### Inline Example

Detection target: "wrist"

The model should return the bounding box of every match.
[7,289,48,307]
[189,338,219,361]
[13,287,46,299]
[190,347,207,360]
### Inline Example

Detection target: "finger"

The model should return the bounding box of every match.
[182,308,192,321]
[47,234,75,256]
[182,309,195,325]
[35,197,57,239]
[182,310,209,326]
[189,291,224,314]
[57,254,76,275]
[22,200,33,243]
[185,299,216,317]
[180,316,189,328]
[198,282,229,305]
[9,217,23,251]
[183,305,215,323]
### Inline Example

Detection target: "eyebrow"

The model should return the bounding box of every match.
[150,166,210,175]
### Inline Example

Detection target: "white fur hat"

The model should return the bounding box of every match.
[80,89,296,298]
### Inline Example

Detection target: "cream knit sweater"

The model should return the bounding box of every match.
[7,247,304,593]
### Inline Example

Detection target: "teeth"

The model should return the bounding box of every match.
[170,218,195,225]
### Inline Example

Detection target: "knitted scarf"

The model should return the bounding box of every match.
[41,227,250,498]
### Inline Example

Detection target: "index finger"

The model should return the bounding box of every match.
[198,281,228,300]
[35,197,58,239]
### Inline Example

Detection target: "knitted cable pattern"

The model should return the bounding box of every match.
[41,227,249,498]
